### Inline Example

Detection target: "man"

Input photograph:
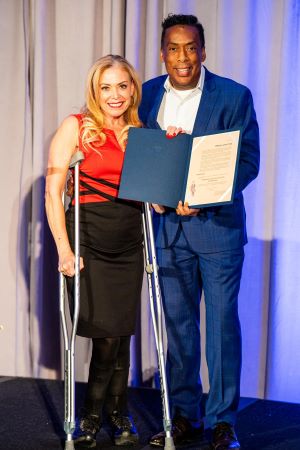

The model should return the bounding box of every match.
[139,14,259,450]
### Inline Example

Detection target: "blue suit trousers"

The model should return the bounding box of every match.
[157,223,244,427]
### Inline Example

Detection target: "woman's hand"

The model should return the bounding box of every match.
[152,203,166,214]
[176,201,199,217]
[166,126,185,138]
[58,250,84,277]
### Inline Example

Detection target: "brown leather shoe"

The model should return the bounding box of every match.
[149,415,204,447]
[212,422,240,449]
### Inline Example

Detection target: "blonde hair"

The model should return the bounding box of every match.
[81,54,142,150]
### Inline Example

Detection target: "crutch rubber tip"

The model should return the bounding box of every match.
[64,441,75,450]
[164,436,176,450]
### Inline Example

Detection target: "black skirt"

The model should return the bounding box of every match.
[66,201,144,338]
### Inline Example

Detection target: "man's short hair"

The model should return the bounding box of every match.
[161,14,205,49]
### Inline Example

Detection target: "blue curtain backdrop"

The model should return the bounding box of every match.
[0,0,299,405]
[228,0,300,401]
[265,0,300,400]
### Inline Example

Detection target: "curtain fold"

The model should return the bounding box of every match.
[0,0,32,376]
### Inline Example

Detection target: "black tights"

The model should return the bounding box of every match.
[84,336,131,421]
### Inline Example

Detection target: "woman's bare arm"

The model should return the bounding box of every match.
[45,115,83,276]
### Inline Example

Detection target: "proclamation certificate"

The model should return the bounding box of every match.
[184,130,240,207]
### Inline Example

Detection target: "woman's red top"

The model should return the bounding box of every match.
[71,113,125,204]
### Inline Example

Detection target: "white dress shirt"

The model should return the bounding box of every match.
[157,65,205,134]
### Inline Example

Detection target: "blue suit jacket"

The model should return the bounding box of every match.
[139,68,260,253]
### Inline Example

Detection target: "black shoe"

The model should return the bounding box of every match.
[109,410,139,446]
[212,422,240,449]
[149,415,204,447]
[73,414,101,448]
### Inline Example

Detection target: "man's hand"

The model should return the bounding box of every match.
[152,204,166,214]
[176,201,199,216]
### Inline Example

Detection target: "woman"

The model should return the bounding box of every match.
[45,55,144,448]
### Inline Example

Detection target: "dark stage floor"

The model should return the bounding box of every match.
[0,377,300,449]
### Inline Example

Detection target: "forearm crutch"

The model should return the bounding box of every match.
[59,151,84,450]
[142,203,175,450]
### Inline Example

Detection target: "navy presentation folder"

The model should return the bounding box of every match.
[118,127,241,208]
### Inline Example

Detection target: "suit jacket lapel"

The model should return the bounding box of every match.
[193,68,219,135]
[147,78,167,129]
